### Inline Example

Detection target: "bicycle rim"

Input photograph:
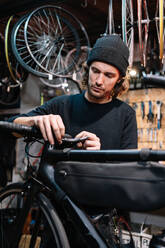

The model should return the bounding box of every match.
[155,0,165,70]
[5,16,28,85]
[122,0,134,67]
[159,0,164,61]
[11,14,48,77]
[0,84,20,106]
[107,0,115,34]
[0,183,70,248]
[65,46,91,82]
[137,0,150,67]
[24,5,83,77]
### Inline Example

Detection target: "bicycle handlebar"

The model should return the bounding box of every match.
[1,121,165,161]
[45,149,165,162]
[0,121,88,147]
[0,121,42,138]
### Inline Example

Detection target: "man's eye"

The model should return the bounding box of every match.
[105,74,113,78]
[92,68,99,73]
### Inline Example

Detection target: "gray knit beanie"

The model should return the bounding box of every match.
[87,34,129,76]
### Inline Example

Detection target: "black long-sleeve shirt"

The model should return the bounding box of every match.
[9,92,137,149]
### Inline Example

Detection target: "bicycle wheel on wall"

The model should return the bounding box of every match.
[24,5,90,77]
[137,0,150,67]
[11,14,48,77]
[40,76,81,96]
[0,183,70,248]
[5,15,28,85]
[65,46,91,82]
[122,0,134,67]
[155,0,165,69]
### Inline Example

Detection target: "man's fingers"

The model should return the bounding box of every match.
[34,117,48,142]
[43,117,55,145]
[50,115,65,143]
[33,114,65,145]
[76,131,101,150]
[83,140,100,150]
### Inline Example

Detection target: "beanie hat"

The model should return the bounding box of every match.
[87,34,129,76]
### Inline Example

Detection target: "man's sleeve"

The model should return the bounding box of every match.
[121,110,138,149]
[7,97,57,122]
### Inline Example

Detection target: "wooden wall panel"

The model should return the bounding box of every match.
[120,88,165,149]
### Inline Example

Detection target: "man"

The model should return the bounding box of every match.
[10,34,137,150]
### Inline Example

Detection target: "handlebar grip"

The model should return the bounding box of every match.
[0,121,42,138]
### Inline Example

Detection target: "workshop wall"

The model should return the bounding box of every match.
[121,88,165,149]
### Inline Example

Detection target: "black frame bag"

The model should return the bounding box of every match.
[54,161,165,212]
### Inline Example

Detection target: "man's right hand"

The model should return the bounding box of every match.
[33,114,65,145]
[14,114,65,145]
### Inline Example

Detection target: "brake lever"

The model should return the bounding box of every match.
[60,136,88,149]
[62,136,88,144]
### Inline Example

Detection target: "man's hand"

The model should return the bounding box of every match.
[75,131,101,150]
[33,114,65,145]
[14,114,65,145]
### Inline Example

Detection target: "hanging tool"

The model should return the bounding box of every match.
[159,141,163,149]
[154,128,157,143]
[156,100,162,129]
[150,128,153,142]
[140,128,143,142]
[147,128,150,142]
[141,101,145,119]
[147,101,154,122]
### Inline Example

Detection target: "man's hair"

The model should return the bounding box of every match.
[81,63,129,99]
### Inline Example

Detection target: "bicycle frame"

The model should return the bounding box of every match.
[8,161,109,247]
[1,121,165,247]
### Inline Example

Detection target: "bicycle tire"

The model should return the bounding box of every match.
[155,0,165,69]
[0,182,70,248]
[11,14,48,77]
[65,46,91,81]
[24,5,82,77]
[137,0,150,67]
[0,84,20,106]
[40,77,82,102]
[159,0,164,61]
[122,0,134,67]
[104,0,115,34]
[5,16,28,85]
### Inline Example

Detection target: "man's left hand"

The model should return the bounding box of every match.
[75,131,101,150]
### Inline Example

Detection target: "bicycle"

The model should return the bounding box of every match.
[1,121,165,247]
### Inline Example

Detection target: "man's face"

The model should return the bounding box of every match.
[86,61,120,104]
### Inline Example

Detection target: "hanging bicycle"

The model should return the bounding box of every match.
[155,0,165,71]
[137,0,150,67]
[5,15,28,85]
[122,0,134,67]
[103,0,134,67]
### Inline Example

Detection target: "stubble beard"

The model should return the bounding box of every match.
[87,83,105,100]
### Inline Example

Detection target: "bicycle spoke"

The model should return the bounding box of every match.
[122,0,134,67]
[24,5,90,77]
[11,14,48,77]
[137,0,150,67]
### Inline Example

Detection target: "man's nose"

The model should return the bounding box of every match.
[96,73,104,85]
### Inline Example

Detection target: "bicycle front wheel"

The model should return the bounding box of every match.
[0,183,70,248]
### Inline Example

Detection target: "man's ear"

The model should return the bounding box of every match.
[117,77,124,84]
